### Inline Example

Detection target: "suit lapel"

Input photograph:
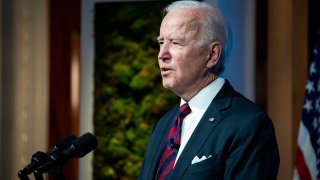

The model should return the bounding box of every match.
[143,106,179,179]
[171,81,235,179]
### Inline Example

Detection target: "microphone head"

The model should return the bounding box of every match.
[34,133,97,174]
[47,134,77,156]
[64,132,98,158]
[54,134,77,149]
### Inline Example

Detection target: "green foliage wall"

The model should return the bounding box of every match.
[93,1,178,179]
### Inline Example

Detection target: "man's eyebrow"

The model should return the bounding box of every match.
[157,36,163,41]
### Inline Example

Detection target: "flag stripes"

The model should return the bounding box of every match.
[294,29,320,180]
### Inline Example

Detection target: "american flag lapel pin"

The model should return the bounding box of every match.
[209,117,215,122]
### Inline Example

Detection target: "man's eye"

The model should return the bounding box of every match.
[172,41,183,47]
[158,41,164,46]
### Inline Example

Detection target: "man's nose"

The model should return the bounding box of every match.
[158,44,170,61]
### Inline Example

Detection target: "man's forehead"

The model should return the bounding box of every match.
[159,17,201,40]
[162,10,199,27]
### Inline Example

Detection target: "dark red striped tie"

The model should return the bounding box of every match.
[156,103,192,180]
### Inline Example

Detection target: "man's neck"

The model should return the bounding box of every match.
[180,74,217,102]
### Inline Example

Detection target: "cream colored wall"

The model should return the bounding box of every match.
[0,0,49,179]
[267,0,308,179]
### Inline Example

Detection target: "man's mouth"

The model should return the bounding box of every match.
[160,67,173,76]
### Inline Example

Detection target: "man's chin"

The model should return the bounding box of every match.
[162,81,174,90]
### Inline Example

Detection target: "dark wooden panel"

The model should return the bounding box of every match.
[255,0,267,110]
[49,0,80,179]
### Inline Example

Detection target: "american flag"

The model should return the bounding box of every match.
[293,29,320,180]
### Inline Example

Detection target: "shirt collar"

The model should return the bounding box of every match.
[181,77,225,111]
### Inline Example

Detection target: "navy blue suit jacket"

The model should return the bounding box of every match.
[139,81,280,180]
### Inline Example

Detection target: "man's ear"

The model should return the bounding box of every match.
[207,41,221,69]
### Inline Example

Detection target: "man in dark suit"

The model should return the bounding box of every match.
[139,1,280,179]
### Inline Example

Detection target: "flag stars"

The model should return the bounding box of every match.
[313,118,318,130]
[295,33,320,180]
[306,81,315,94]
[304,99,313,113]
[309,61,317,75]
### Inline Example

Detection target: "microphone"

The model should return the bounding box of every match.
[62,132,98,158]
[17,151,49,180]
[17,134,77,178]
[170,138,180,150]
[34,132,98,175]
[47,134,77,157]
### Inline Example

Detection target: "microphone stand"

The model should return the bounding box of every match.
[17,172,30,180]
[52,171,66,180]
[33,166,66,180]
[33,171,65,180]
[17,151,50,180]
[33,171,44,180]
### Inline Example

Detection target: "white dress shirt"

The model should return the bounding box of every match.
[175,77,225,165]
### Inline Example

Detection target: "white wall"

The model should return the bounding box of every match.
[80,1,95,180]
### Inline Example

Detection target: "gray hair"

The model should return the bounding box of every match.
[163,0,228,75]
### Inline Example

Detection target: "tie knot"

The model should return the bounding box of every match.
[178,103,192,118]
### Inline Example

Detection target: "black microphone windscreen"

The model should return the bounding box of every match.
[53,134,77,149]
[65,132,98,158]
[31,133,97,176]
[47,134,77,156]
